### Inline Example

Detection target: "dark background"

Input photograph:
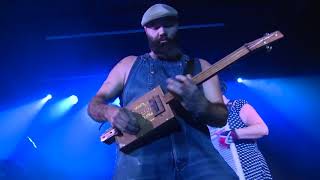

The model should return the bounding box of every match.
[0,0,319,179]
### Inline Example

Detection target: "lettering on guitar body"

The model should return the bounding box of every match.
[133,102,155,122]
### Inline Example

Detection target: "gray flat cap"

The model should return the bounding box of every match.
[141,4,178,26]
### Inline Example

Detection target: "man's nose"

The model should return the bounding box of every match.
[158,26,166,35]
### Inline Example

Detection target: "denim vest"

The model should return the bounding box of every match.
[114,53,237,179]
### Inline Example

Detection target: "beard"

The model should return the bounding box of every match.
[147,33,182,60]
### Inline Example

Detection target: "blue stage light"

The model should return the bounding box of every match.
[47,94,52,100]
[237,78,243,83]
[41,94,53,103]
[69,95,78,105]
[48,95,79,119]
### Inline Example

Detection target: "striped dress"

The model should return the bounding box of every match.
[209,99,272,180]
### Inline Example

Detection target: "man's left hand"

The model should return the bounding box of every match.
[166,74,209,117]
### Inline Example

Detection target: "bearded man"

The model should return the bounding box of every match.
[88,3,237,180]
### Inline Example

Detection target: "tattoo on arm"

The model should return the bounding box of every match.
[87,96,109,122]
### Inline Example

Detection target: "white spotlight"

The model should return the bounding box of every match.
[46,94,52,100]
[70,95,78,105]
[237,78,243,83]
[41,94,53,103]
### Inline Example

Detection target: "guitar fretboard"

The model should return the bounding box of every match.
[163,46,250,103]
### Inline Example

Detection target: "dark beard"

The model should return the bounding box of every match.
[147,35,182,60]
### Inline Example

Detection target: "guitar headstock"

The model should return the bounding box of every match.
[246,31,284,51]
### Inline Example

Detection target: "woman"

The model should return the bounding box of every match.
[209,84,272,180]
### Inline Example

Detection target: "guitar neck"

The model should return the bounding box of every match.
[193,46,250,85]
[162,30,284,104]
[163,45,250,103]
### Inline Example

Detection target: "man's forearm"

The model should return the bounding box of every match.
[201,102,228,127]
[87,96,110,122]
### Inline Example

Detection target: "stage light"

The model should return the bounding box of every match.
[48,95,78,119]
[47,94,52,99]
[237,78,243,83]
[69,95,78,105]
[41,94,53,103]
[0,99,45,158]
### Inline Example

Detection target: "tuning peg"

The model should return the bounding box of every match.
[266,45,272,52]
[262,33,270,46]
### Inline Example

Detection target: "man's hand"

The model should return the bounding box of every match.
[107,106,140,135]
[166,74,209,117]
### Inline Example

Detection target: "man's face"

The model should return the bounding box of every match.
[144,17,179,56]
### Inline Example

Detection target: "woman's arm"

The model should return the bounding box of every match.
[234,103,269,140]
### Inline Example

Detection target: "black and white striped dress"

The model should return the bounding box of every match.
[209,99,272,180]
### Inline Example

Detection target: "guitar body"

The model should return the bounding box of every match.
[100,86,175,152]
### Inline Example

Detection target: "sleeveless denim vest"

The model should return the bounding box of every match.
[113,53,237,179]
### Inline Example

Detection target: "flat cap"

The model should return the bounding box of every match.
[141,4,178,26]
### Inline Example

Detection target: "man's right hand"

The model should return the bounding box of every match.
[107,106,140,135]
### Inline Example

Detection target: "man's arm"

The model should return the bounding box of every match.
[199,59,228,127]
[87,57,127,122]
[166,59,227,127]
[87,56,140,134]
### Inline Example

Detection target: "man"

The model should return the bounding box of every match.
[88,4,237,179]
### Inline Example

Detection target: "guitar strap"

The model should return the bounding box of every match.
[183,58,195,76]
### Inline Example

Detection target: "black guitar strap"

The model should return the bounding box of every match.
[183,58,195,76]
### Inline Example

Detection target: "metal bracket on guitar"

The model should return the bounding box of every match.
[100,127,121,144]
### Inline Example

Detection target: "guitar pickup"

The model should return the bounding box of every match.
[149,95,165,117]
